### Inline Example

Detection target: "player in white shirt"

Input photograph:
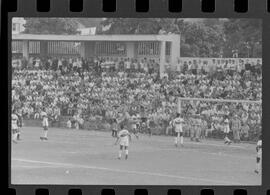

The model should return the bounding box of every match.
[16,109,23,141]
[172,113,184,147]
[115,125,131,160]
[223,116,232,145]
[255,135,262,174]
[11,110,19,144]
[40,109,49,140]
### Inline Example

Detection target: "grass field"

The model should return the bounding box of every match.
[11,127,261,185]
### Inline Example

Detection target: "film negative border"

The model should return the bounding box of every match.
[3,0,270,195]
[4,0,270,15]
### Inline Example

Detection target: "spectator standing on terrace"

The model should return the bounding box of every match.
[67,118,72,129]
[231,114,241,143]
[241,123,250,140]
[190,116,196,141]
[224,116,232,145]
[208,59,216,76]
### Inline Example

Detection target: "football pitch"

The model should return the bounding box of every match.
[11,127,261,185]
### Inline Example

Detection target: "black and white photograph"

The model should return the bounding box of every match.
[11,18,262,185]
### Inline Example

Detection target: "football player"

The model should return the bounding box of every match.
[16,109,23,141]
[40,109,49,140]
[255,135,262,174]
[115,124,132,160]
[172,113,184,147]
[11,110,19,144]
[224,116,232,145]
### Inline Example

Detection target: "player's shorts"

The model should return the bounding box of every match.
[120,145,128,150]
[12,128,18,134]
[43,126,48,130]
[42,119,49,127]
[119,138,129,147]
[174,126,183,133]
[12,124,18,130]
[224,126,230,134]
[174,131,183,137]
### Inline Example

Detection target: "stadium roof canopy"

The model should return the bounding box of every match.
[12,33,179,42]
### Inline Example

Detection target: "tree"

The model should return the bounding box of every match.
[98,18,164,34]
[97,18,261,58]
[178,21,225,57]
[223,19,262,58]
[23,18,79,34]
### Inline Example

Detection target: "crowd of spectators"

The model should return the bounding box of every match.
[12,55,262,140]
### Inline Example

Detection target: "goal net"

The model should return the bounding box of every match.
[177,97,262,141]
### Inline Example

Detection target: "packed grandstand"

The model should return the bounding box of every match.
[11,56,262,141]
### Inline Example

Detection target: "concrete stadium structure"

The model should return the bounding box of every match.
[12,33,181,76]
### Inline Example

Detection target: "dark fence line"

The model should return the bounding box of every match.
[22,118,258,143]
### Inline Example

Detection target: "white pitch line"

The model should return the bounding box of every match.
[13,158,243,185]
[62,147,254,160]
[142,148,254,160]
[12,165,62,169]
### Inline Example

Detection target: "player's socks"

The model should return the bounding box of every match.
[17,133,21,140]
[256,163,259,173]
[255,161,260,174]
[180,136,183,145]
[118,151,122,159]
[174,137,178,147]
[255,162,260,174]
[226,138,232,145]
[44,130,48,139]
[12,133,17,143]
[125,150,128,160]
[12,133,17,142]
[224,137,230,144]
